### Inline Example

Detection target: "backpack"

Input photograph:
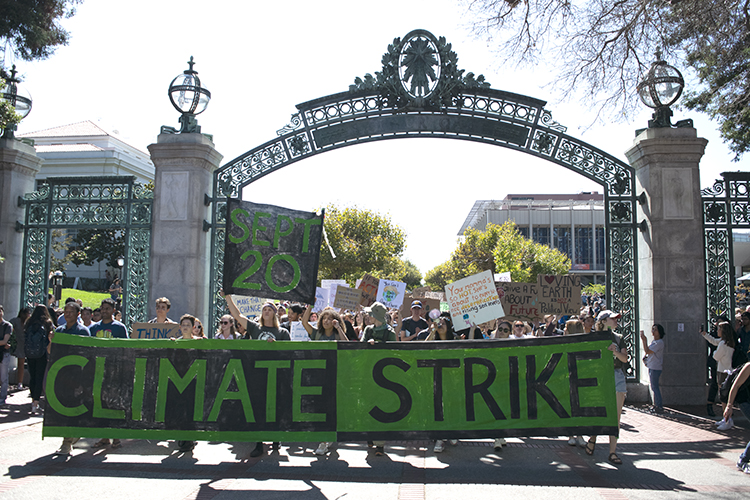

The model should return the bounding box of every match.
[1,322,15,355]
[719,363,750,404]
[24,323,49,359]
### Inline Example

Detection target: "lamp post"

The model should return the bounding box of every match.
[636,51,692,130]
[164,56,211,134]
[52,270,64,306]
[1,65,32,139]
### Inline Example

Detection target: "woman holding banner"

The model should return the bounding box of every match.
[301,304,347,456]
[586,310,628,465]
[215,315,239,339]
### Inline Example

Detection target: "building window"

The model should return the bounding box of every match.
[596,227,605,268]
[554,227,571,258]
[517,226,529,239]
[533,227,550,246]
[575,227,592,265]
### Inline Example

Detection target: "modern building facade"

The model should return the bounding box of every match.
[459,193,605,285]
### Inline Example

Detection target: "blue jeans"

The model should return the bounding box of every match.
[649,369,663,409]
[0,351,10,403]
[739,402,750,463]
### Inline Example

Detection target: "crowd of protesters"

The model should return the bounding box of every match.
[4,285,750,472]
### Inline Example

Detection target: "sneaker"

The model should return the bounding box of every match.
[250,442,264,458]
[575,436,587,448]
[717,418,734,431]
[92,439,111,448]
[177,440,195,452]
[111,439,122,449]
[568,437,577,446]
[16,384,23,391]
[448,439,458,446]
[743,463,750,475]
[30,402,39,414]
[737,458,747,470]
[315,442,329,456]
[434,440,445,453]
[493,438,506,451]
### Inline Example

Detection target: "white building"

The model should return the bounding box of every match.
[459,193,605,285]
[18,121,155,286]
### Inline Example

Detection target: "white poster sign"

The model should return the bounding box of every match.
[376,279,407,309]
[445,270,505,330]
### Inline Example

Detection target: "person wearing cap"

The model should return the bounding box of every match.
[361,302,396,456]
[400,300,428,341]
[584,309,628,465]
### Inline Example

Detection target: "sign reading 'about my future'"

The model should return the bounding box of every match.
[223,199,324,304]
[43,332,618,443]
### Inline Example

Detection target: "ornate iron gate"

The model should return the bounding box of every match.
[702,171,750,324]
[206,30,641,376]
[19,176,153,325]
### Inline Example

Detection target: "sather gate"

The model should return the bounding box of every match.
[205,30,641,374]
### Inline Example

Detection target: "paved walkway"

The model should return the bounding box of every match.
[1,386,749,499]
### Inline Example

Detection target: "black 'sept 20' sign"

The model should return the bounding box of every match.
[223,199,324,304]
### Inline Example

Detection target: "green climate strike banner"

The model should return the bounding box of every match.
[42,332,619,442]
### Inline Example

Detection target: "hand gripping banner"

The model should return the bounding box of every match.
[223,199,324,304]
[43,332,619,442]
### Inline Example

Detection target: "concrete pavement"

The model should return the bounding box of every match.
[1,386,750,499]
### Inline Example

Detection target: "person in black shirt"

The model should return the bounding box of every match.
[400,300,428,341]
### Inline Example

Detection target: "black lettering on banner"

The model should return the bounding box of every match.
[464,357,505,422]
[509,356,521,419]
[568,350,607,417]
[417,359,460,421]
[526,353,570,420]
[369,358,412,423]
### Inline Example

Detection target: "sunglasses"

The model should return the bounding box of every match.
[498,327,510,333]
[514,324,524,328]
[220,321,231,325]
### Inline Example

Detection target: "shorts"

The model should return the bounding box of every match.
[614,368,627,393]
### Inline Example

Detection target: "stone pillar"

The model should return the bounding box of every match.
[147,133,223,324]
[625,127,708,405]
[0,138,43,312]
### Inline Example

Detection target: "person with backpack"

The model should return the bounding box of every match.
[722,362,750,474]
[23,305,55,414]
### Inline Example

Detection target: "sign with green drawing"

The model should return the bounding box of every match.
[223,199,324,304]
[42,332,619,442]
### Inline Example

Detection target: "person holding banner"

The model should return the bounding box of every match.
[302,305,348,342]
[148,297,177,324]
[215,315,239,339]
[585,310,628,465]
[492,320,513,339]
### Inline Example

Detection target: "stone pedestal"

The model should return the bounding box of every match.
[0,138,43,312]
[147,133,223,323]
[625,127,708,405]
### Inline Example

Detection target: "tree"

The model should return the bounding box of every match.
[49,229,73,272]
[68,229,124,268]
[425,221,571,290]
[0,0,80,67]
[464,0,750,159]
[317,204,408,285]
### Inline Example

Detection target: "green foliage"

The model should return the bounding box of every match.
[0,0,80,62]
[69,229,124,268]
[582,283,606,296]
[54,288,109,309]
[317,205,408,285]
[425,221,571,291]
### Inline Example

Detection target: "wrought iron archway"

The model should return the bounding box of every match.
[207,30,640,375]
[19,176,153,326]
[702,172,750,324]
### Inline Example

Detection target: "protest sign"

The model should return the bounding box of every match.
[498,275,582,322]
[230,295,265,317]
[357,273,379,306]
[289,321,310,341]
[412,286,431,297]
[223,199,323,303]
[376,279,406,309]
[43,332,618,442]
[130,323,180,339]
[445,270,505,329]
[313,287,329,312]
[333,286,362,310]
